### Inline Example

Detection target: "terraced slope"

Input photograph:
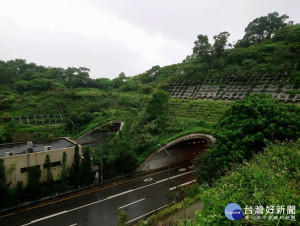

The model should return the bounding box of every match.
[169,98,231,123]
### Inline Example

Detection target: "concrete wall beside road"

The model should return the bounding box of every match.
[2,144,82,187]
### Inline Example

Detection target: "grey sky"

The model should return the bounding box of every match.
[0,0,299,79]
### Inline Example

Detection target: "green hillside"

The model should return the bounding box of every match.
[1,11,300,176]
[0,12,300,218]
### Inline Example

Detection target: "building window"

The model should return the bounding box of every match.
[20,167,28,173]
[20,165,40,173]
[43,161,61,169]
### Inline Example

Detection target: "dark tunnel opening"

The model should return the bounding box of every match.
[140,136,213,172]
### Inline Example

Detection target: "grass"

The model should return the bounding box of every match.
[138,140,300,225]
[1,88,227,143]
[1,87,231,171]
[169,99,231,123]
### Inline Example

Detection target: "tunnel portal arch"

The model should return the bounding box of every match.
[138,133,215,172]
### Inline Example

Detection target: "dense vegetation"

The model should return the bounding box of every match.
[139,140,299,225]
[0,12,299,221]
[193,140,300,225]
[1,12,298,146]
[0,144,94,209]
[136,94,299,225]
[195,94,300,186]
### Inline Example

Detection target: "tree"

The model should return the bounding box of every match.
[14,80,30,93]
[15,181,24,203]
[0,66,14,84]
[238,12,290,47]
[65,67,90,87]
[0,159,7,195]
[273,24,300,43]
[44,154,54,186]
[95,78,113,90]
[6,163,16,186]
[26,166,41,199]
[118,72,126,81]
[112,72,127,88]
[146,90,170,122]
[104,134,138,176]
[1,122,17,143]
[213,31,231,57]
[69,144,81,187]
[60,152,68,187]
[6,59,27,75]
[195,94,300,185]
[145,65,161,81]
[81,148,94,185]
[118,210,128,226]
[192,34,211,59]
[90,145,107,182]
[68,112,93,129]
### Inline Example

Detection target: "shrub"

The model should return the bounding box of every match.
[195,94,300,185]
[193,140,300,225]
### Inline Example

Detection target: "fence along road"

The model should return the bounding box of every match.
[0,165,195,226]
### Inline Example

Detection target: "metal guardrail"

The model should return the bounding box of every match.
[0,184,94,216]
[0,164,189,217]
[0,170,147,216]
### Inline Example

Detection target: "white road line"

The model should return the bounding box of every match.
[169,179,197,190]
[69,197,108,212]
[22,171,194,225]
[107,189,133,199]
[69,224,77,226]
[118,198,146,209]
[126,205,168,224]
[22,198,109,226]
[154,170,192,184]
[22,211,68,225]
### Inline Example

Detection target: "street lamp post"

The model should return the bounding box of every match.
[158,144,170,189]
[100,153,103,185]
[68,119,74,136]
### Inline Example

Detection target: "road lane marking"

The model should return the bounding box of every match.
[154,170,193,184]
[21,171,194,225]
[126,205,168,224]
[125,170,194,193]
[0,212,15,219]
[107,189,133,199]
[22,198,109,225]
[144,178,153,182]
[118,198,146,209]
[22,211,68,225]
[69,197,108,212]
[1,164,190,219]
[169,179,196,190]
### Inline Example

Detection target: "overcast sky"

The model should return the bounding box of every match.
[1,0,300,79]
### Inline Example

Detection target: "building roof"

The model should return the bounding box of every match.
[0,138,76,157]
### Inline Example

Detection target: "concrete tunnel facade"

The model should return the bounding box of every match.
[138,133,215,172]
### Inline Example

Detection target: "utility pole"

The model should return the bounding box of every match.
[101,153,103,185]
[68,119,74,136]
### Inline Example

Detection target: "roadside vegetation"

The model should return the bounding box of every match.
[0,144,94,210]
[137,94,299,225]
[138,140,300,225]
[0,11,299,221]
[195,94,300,186]
[192,140,300,225]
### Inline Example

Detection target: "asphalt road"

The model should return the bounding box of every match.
[0,166,196,226]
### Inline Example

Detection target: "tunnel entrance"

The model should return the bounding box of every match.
[138,134,215,172]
